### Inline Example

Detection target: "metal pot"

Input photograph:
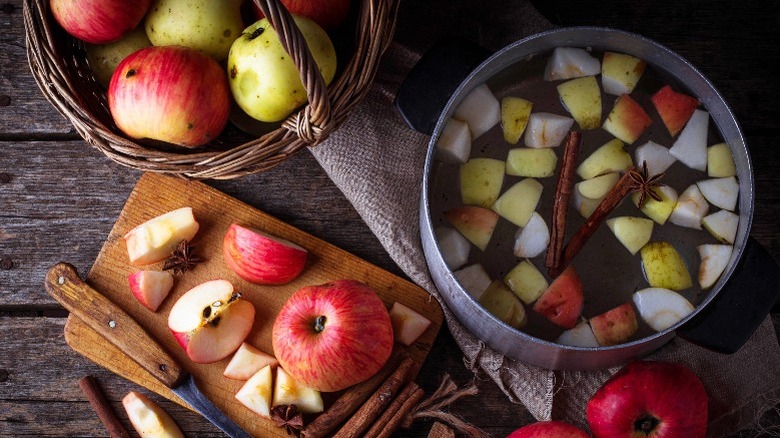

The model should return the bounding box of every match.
[397,27,780,370]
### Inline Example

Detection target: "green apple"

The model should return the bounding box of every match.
[86,25,151,87]
[228,16,337,123]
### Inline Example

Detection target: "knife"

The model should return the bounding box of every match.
[44,262,253,438]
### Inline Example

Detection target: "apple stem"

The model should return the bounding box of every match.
[635,414,660,433]
[314,315,327,333]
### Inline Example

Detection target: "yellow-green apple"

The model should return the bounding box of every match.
[460,158,505,207]
[606,216,654,255]
[124,207,200,266]
[632,185,678,225]
[513,211,550,259]
[443,206,499,252]
[577,138,633,179]
[491,178,543,227]
[697,244,732,290]
[479,280,527,329]
[632,287,694,332]
[86,25,152,87]
[601,51,646,96]
[651,85,700,137]
[435,117,471,164]
[702,210,739,244]
[122,391,184,438]
[707,142,736,177]
[501,96,533,144]
[544,47,600,81]
[108,46,231,148]
[235,364,274,417]
[697,176,739,211]
[532,265,583,329]
[669,109,709,171]
[145,0,244,62]
[453,264,492,300]
[640,242,692,291]
[388,302,432,346]
[506,148,558,178]
[669,184,709,229]
[590,302,638,346]
[635,141,676,177]
[571,187,602,219]
[453,84,500,139]
[587,361,708,438]
[557,319,599,347]
[272,280,394,392]
[578,172,620,200]
[168,279,255,364]
[603,94,652,144]
[251,0,353,30]
[433,226,470,271]
[273,366,324,414]
[224,342,278,380]
[223,223,308,285]
[128,270,174,312]
[50,0,150,44]
[557,75,602,130]
[524,112,575,148]
[503,260,548,305]
[228,16,336,122]
[507,420,589,438]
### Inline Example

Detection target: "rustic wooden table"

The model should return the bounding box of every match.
[1,0,778,436]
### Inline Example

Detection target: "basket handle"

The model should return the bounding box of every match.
[252,0,332,144]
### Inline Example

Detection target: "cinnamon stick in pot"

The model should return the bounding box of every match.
[546,130,582,276]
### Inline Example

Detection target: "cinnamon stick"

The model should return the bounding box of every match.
[373,386,425,438]
[78,375,130,438]
[546,131,582,275]
[363,381,420,438]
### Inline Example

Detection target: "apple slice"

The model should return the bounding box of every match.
[640,241,693,291]
[601,52,646,96]
[224,342,278,380]
[543,47,601,81]
[453,83,500,139]
[168,279,255,364]
[669,184,709,230]
[577,172,620,200]
[460,158,505,207]
[479,280,528,329]
[707,142,737,177]
[532,265,583,329]
[453,263,492,300]
[443,206,499,251]
[128,270,174,312]
[122,391,184,438]
[702,210,739,244]
[389,302,432,346]
[606,216,654,255]
[590,303,638,346]
[697,176,739,211]
[632,287,695,332]
[506,148,558,178]
[124,207,200,266]
[602,94,652,144]
[576,138,633,179]
[651,85,699,137]
[632,185,678,225]
[435,117,471,164]
[503,260,549,305]
[513,211,550,258]
[491,178,544,227]
[433,226,470,271]
[273,367,324,414]
[556,319,599,347]
[635,141,676,177]
[698,244,733,290]
[223,224,308,285]
[669,109,709,171]
[572,188,602,219]
[501,96,533,144]
[557,75,602,130]
[523,112,575,148]
[235,365,274,417]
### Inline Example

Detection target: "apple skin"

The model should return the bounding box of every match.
[507,420,589,438]
[272,280,394,392]
[50,0,151,44]
[108,46,230,148]
[251,0,352,30]
[223,223,308,285]
[587,360,708,438]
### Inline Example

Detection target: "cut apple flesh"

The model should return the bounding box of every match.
[632,287,694,332]
[544,47,601,81]
[697,176,739,212]
[669,184,709,230]
[577,172,619,200]
[122,391,184,438]
[601,51,646,96]
[576,138,632,179]
[453,83,500,139]
[606,216,653,255]
[434,226,470,271]
[640,241,692,291]
[460,158,505,208]
[590,303,638,346]
[632,185,678,225]
[513,211,550,259]
[523,112,575,148]
[532,265,583,329]
[453,263,492,300]
[273,366,324,414]
[444,206,499,251]
[708,142,736,177]
[389,301,432,346]
[501,96,533,144]
[224,342,278,380]
[235,365,274,417]
[557,75,601,130]
[124,207,199,266]
[435,117,472,164]
[556,319,599,347]
[635,141,676,177]
[505,148,558,178]
[697,244,732,290]
[602,94,652,144]
[491,178,543,227]
[669,109,709,171]
[479,280,527,329]
[503,260,549,305]
[702,210,739,244]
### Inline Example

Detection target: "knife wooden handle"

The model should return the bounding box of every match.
[45,262,186,389]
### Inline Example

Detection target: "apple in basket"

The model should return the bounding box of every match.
[108,46,231,148]
[251,0,353,30]
[272,280,394,392]
[50,0,151,44]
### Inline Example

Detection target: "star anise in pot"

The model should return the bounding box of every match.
[163,240,204,274]
[271,404,304,437]
[628,161,665,208]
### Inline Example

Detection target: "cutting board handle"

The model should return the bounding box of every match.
[45,263,186,389]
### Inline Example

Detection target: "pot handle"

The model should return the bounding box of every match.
[677,236,780,354]
[395,37,492,135]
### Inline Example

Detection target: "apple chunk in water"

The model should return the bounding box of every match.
[223,223,308,285]
[444,206,499,252]
[556,319,599,347]
[669,109,709,171]
[479,280,528,329]
[501,96,533,144]
[697,176,739,211]
[641,242,692,291]
[702,210,739,244]
[635,141,676,177]
[632,287,694,332]
[122,391,184,438]
[435,117,471,164]
[577,172,619,200]
[491,178,543,227]
[389,302,432,346]
[224,342,278,380]
[503,260,549,305]
[632,185,678,225]
[698,244,732,290]
[506,148,558,178]
[576,138,633,179]
[651,85,700,137]
[602,94,652,144]
[606,216,654,255]
[433,226,470,271]
[543,47,601,81]
[532,265,583,329]
[708,142,737,177]
[669,184,709,230]
[124,207,199,266]
[454,264,492,300]
[601,51,646,96]
[513,212,550,259]
[453,83,500,139]
[590,303,638,346]
[235,365,274,417]
[557,76,602,130]
[273,367,324,414]
[524,112,575,148]
[460,158,505,207]
[128,270,174,312]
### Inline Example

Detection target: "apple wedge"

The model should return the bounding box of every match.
[434,226,470,271]
[128,270,174,312]
[606,216,654,255]
[524,112,575,148]
[669,109,709,171]
[543,47,601,81]
[479,280,528,329]
[124,206,200,266]
[601,51,646,96]
[576,138,633,179]
[557,75,602,130]
[273,367,324,414]
[602,94,652,144]
[435,117,471,164]
[632,185,678,225]
[389,301,432,346]
[501,96,533,144]
[223,224,308,285]
[702,210,739,244]
[640,241,693,291]
[632,287,695,332]
[453,83,500,139]
[572,189,601,219]
[668,184,709,229]
[491,178,544,227]
[503,260,549,305]
[635,141,676,176]
[556,319,599,347]
[697,176,739,211]
[460,158,505,208]
[506,148,558,178]
[122,391,184,438]
[224,342,278,380]
[707,142,737,177]
[513,211,550,259]
[698,244,733,290]
[651,85,699,137]
[453,263,492,300]
[577,172,619,200]
[532,265,583,329]
[443,206,499,251]
[235,365,274,417]
[590,303,638,346]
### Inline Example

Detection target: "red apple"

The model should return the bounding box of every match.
[108,46,230,148]
[602,94,652,144]
[50,0,150,44]
[223,224,308,285]
[532,265,584,329]
[587,360,708,438]
[252,0,352,30]
[589,303,639,346]
[651,85,699,137]
[127,270,174,312]
[507,420,590,438]
[272,280,394,392]
[168,279,255,364]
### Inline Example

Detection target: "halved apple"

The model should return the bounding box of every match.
[577,172,620,200]
[523,112,575,148]
[460,158,505,207]
[697,244,732,290]
[576,138,633,179]
[635,141,676,177]
[491,178,543,227]
[501,96,533,144]
[669,109,709,171]
[124,207,200,266]
[453,263,492,300]
[435,117,471,164]
[479,280,528,329]
[506,148,558,178]
[223,224,308,285]
[602,94,652,144]
[273,366,324,414]
[601,52,646,96]
[606,216,654,255]
[543,47,601,81]
[556,319,599,347]
[224,342,278,380]
[434,226,470,271]
[122,391,184,438]
[702,210,739,244]
[632,185,678,225]
[235,365,274,417]
[632,287,694,332]
[532,265,583,329]
[557,75,602,130]
[443,206,499,251]
[697,176,739,212]
[640,242,692,291]
[453,83,500,139]
[707,142,737,178]
[503,260,549,305]
[389,302,432,346]
[513,211,550,258]
[669,184,709,230]
[590,303,638,346]
[168,279,255,364]
[651,85,699,137]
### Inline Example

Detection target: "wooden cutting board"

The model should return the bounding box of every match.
[63,172,443,437]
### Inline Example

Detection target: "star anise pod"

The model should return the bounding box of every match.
[162,240,204,274]
[271,404,303,437]
[628,161,665,208]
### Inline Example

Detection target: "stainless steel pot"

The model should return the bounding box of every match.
[397,27,780,370]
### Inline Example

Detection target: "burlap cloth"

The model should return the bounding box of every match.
[309,0,780,435]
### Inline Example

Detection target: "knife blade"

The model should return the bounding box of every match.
[45,262,252,438]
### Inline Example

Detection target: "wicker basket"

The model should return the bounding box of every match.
[23,0,399,179]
